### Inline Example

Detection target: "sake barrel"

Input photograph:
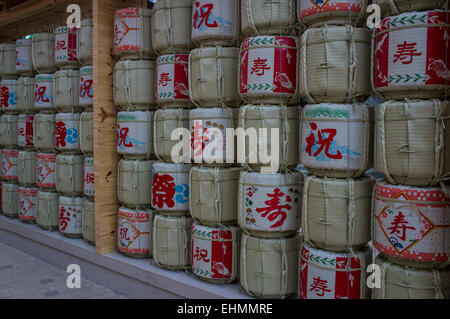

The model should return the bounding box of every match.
[55,112,80,154]
[54,69,81,112]
[375,99,450,187]
[377,0,447,18]
[191,0,239,47]
[0,43,18,78]
[0,114,18,147]
[77,18,93,65]
[240,36,299,105]
[33,113,55,152]
[190,166,241,226]
[153,108,190,162]
[153,214,193,270]
[36,153,56,190]
[241,0,297,36]
[298,0,368,27]
[238,171,302,238]
[32,33,55,73]
[118,206,153,257]
[18,186,38,224]
[299,242,372,299]
[2,182,18,218]
[1,149,18,182]
[117,111,154,159]
[239,105,299,171]
[301,103,374,178]
[191,223,241,283]
[0,79,18,113]
[374,254,450,299]
[59,195,83,238]
[113,60,156,110]
[117,159,153,208]
[18,150,36,186]
[151,0,193,55]
[82,199,95,245]
[300,26,372,103]
[17,77,35,114]
[302,175,374,252]
[55,154,83,196]
[373,181,450,268]
[54,25,79,69]
[240,233,299,298]
[18,114,34,149]
[34,74,55,112]
[373,11,450,100]
[151,162,191,214]
[80,112,93,155]
[83,156,94,198]
[189,47,240,108]
[36,190,59,230]
[79,66,93,110]
[15,39,33,75]
[113,8,154,60]
[155,54,190,107]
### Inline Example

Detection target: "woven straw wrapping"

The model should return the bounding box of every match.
[18,151,36,186]
[114,60,156,110]
[33,113,55,152]
[82,198,95,245]
[79,66,93,110]
[118,207,153,258]
[240,232,299,298]
[153,214,193,270]
[17,77,35,114]
[15,39,33,75]
[54,113,80,154]
[241,0,297,36]
[36,153,56,190]
[59,196,83,238]
[56,154,83,196]
[83,156,94,198]
[32,33,55,73]
[375,100,450,187]
[189,47,240,108]
[239,105,299,172]
[0,43,19,78]
[153,108,189,162]
[376,0,448,18]
[191,223,241,283]
[190,166,241,226]
[375,254,450,299]
[34,74,55,112]
[301,103,374,178]
[1,79,18,113]
[18,187,38,223]
[77,19,93,65]
[80,112,93,155]
[36,190,59,230]
[117,111,154,160]
[300,26,372,104]
[54,70,81,113]
[302,175,374,252]
[117,159,154,209]
[2,182,18,218]
[0,115,18,148]
[1,149,18,181]
[151,0,193,55]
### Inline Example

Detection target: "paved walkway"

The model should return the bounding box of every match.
[0,242,129,299]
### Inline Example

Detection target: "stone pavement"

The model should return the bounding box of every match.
[0,241,129,299]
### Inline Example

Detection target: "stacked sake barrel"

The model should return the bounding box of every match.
[371,2,450,299]
[238,0,301,298]
[298,0,375,299]
[114,7,156,259]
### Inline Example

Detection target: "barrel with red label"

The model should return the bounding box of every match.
[36,153,56,190]
[2,149,18,182]
[18,114,34,149]
[117,111,153,160]
[32,33,55,73]
[36,190,59,231]
[117,159,153,209]
[55,112,80,154]
[54,69,81,113]
[1,79,18,113]
[59,195,83,238]
[17,77,35,114]
[0,114,18,148]
[0,43,19,78]
[15,38,33,75]
[54,25,80,69]
[34,74,55,112]
[18,150,36,186]
[79,66,93,110]
[2,182,18,218]
[18,187,39,224]
[33,113,55,152]
[83,156,94,198]
[118,206,153,258]
[56,154,83,196]
[156,54,190,108]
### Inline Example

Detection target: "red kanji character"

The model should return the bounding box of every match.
[84,172,94,184]
[117,125,133,148]
[35,85,50,103]
[1,86,10,108]
[193,246,210,262]
[306,123,343,160]
[59,206,71,231]
[251,58,271,76]
[310,276,332,297]
[80,77,93,98]
[255,188,291,228]
[120,227,130,241]
[56,40,67,51]
[190,121,210,157]
[152,173,176,209]
[387,212,416,241]
[55,121,67,148]
[393,41,422,65]
[193,2,218,29]
[159,72,172,87]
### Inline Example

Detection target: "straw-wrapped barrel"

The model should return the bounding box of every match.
[54,69,81,112]
[36,190,59,231]
[0,43,19,78]
[117,159,153,208]
[0,114,18,148]
[18,150,36,186]
[83,156,94,198]
[0,79,18,113]
[36,153,56,190]
[32,33,55,73]
[1,149,18,182]
[55,112,80,154]
[82,199,95,245]
[2,182,18,218]
[118,206,153,258]
[33,113,55,152]
[377,0,448,18]
[54,26,80,69]
[56,154,83,196]
[80,112,93,155]
[79,66,93,110]
[77,18,93,65]
[17,77,35,114]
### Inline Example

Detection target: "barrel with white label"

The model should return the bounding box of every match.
[375,100,449,187]
[82,198,95,245]
[0,79,18,113]
[2,149,18,182]
[33,113,55,152]
[77,18,93,65]
[374,11,450,100]
[36,190,59,230]
[153,214,193,270]
[18,114,34,149]
[36,153,56,190]
[34,74,55,112]
[118,206,153,258]
[17,77,35,114]
[240,232,299,298]
[18,150,36,186]
[79,66,93,110]
[59,195,83,238]
[153,108,190,162]
[56,154,83,196]
[54,70,81,112]
[113,8,154,60]
[299,243,372,299]
[117,159,153,208]
[0,43,19,78]
[151,162,191,215]
[377,0,447,18]
[300,26,372,103]
[151,0,193,55]
[18,187,39,224]
[54,25,79,69]
[15,38,33,75]
[80,112,93,155]
[117,111,154,160]
[189,47,240,108]
[55,112,80,154]
[373,181,449,268]
[32,33,55,73]
[190,166,241,226]
[114,60,156,110]
[0,114,18,148]
[83,156,94,198]
[155,54,190,108]
[301,103,374,178]
[2,182,18,218]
